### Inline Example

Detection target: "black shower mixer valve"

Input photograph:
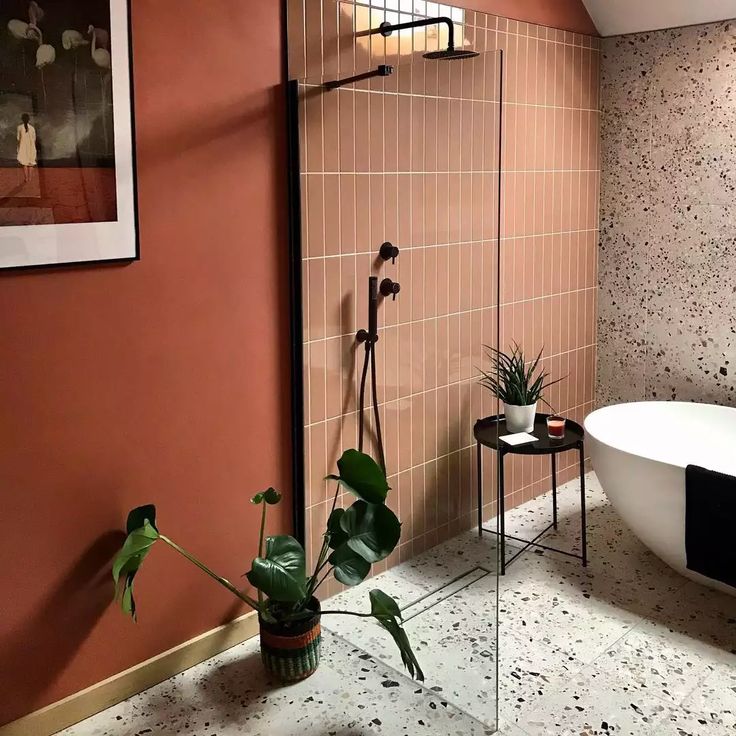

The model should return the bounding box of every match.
[380,278,401,301]
[379,241,400,264]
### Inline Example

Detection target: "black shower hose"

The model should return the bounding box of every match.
[357,339,386,475]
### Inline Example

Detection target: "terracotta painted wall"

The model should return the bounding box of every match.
[464,0,597,35]
[289,0,600,597]
[0,0,290,726]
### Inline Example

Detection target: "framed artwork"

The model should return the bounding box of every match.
[0,0,138,270]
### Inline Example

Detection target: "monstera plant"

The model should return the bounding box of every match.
[112,449,423,683]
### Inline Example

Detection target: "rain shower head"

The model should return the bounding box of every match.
[423,47,480,61]
[374,17,478,62]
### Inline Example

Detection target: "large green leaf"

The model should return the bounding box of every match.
[246,535,307,603]
[329,544,370,586]
[327,507,348,550]
[369,589,424,681]
[340,501,401,563]
[112,517,160,619]
[332,449,390,504]
[126,505,157,534]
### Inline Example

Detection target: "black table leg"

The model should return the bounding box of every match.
[477,442,483,538]
[579,442,588,567]
[551,452,558,530]
[499,449,506,575]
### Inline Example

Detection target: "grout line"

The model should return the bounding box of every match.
[302,394,592,474]
[301,230,600,260]
[302,81,600,111]
[304,289,598,344]
[303,167,606,175]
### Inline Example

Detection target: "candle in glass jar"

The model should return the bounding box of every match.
[547,416,566,439]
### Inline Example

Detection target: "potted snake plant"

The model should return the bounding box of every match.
[480,343,562,433]
[112,449,423,683]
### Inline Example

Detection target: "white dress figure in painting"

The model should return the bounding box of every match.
[17,114,37,183]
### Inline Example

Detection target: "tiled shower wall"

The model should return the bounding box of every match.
[288,0,600,590]
[598,21,736,407]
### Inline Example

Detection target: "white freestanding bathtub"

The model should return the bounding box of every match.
[585,402,736,595]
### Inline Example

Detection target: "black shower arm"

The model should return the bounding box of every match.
[372,16,456,51]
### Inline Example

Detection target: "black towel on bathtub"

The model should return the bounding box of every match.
[686,464,736,588]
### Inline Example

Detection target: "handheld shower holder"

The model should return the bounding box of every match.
[356,328,378,344]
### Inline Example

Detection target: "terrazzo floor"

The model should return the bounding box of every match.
[60,473,736,736]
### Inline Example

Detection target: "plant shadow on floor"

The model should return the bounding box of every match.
[133,635,408,736]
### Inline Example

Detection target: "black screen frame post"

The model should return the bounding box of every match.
[284,70,306,545]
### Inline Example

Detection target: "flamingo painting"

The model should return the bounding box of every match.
[27,26,55,102]
[7,3,50,80]
[28,1,45,26]
[7,18,33,39]
[7,17,36,75]
[87,25,110,49]
[88,26,112,149]
[88,26,111,69]
[62,28,89,86]
[62,29,89,51]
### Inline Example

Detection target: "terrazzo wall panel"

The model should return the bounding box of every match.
[598,20,736,407]
[289,0,601,592]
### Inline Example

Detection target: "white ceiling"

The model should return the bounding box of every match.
[582,0,736,36]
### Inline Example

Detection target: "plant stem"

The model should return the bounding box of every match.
[319,610,373,618]
[305,537,330,602]
[311,567,333,595]
[304,482,342,604]
[257,502,267,606]
[160,535,261,611]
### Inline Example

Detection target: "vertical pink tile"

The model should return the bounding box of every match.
[412,175,426,248]
[369,93,384,173]
[287,0,306,80]
[424,98,438,173]
[355,175,370,252]
[324,256,342,337]
[397,173,412,248]
[308,258,326,341]
[354,92,370,173]
[424,174,438,247]
[398,95,412,173]
[340,174,356,254]
[304,0,324,78]
[337,2,355,75]
[411,322,425,395]
[324,175,341,256]
[411,96,425,173]
[368,174,386,247]
[323,87,340,172]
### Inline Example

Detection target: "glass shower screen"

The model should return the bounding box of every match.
[289,26,503,732]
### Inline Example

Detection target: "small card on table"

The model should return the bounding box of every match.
[499,432,538,446]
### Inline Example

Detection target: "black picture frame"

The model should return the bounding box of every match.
[0,0,140,271]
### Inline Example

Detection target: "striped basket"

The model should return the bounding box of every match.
[259,600,322,683]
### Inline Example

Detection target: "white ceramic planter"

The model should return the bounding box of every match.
[504,402,537,433]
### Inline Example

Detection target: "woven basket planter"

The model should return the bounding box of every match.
[259,598,322,683]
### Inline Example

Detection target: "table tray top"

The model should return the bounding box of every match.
[474,413,584,455]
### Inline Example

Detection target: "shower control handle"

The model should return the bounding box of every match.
[380,278,401,301]
[379,242,400,264]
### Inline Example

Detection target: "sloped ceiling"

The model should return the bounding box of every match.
[582,0,736,36]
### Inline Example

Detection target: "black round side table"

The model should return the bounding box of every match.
[474,413,588,574]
